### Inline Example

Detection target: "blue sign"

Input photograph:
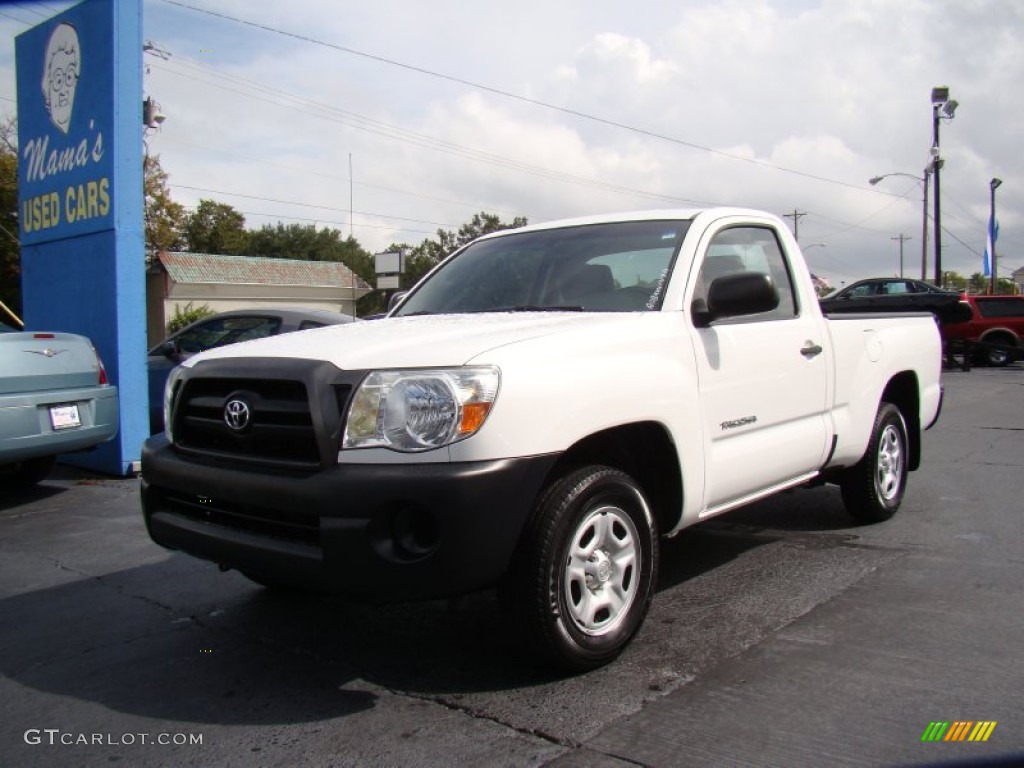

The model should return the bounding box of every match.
[16,2,117,244]
[16,0,146,476]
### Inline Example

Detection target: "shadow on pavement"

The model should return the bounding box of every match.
[0,515,787,721]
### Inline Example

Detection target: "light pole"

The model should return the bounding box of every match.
[869,169,932,280]
[989,177,1003,294]
[931,86,958,287]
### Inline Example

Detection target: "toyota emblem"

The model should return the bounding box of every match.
[224,399,252,431]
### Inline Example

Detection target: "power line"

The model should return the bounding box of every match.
[157,109,521,216]
[148,44,944,247]
[782,210,806,241]
[150,59,718,209]
[160,0,876,194]
[171,183,460,228]
[151,4,1000,267]
[0,10,32,25]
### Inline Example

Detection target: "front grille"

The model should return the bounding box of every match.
[169,358,358,469]
[176,377,320,464]
[161,489,320,546]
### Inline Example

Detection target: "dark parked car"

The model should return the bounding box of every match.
[820,278,970,323]
[148,308,356,431]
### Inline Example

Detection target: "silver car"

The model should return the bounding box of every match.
[0,323,120,486]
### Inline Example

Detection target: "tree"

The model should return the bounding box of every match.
[249,221,353,262]
[0,116,21,323]
[392,211,528,288]
[183,199,248,254]
[144,153,186,256]
[166,301,215,334]
[949,271,1017,295]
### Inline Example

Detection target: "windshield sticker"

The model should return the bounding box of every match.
[646,268,670,310]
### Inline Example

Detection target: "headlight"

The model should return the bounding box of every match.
[163,365,185,442]
[343,366,500,452]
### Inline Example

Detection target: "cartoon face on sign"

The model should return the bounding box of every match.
[41,22,80,134]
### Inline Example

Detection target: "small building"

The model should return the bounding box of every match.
[1013,266,1024,295]
[147,251,371,346]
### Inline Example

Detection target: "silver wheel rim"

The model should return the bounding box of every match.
[563,504,640,636]
[875,424,904,502]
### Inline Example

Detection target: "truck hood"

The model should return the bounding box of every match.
[188,312,633,370]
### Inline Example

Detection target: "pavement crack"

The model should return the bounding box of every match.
[384,688,576,749]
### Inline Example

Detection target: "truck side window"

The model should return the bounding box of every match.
[694,226,798,321]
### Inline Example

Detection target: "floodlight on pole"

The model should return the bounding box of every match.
[930,86,957,287]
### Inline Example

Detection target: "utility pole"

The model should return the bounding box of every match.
[782,209,807,242]
[891,234,911,278]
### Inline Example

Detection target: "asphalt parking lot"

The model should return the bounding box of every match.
[1,364,1022,767]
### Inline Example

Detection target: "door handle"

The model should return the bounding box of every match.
[801,341,823,358]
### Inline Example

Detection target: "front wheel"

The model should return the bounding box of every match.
[840,402,908,523]
[506,466,659,672]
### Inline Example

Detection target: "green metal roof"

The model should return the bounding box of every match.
[158,252,370,291]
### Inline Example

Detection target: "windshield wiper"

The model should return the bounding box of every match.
[474,305,585,313]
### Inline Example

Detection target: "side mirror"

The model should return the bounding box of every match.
[156,340,177,359]
[692,273,779,327]
[387,291,409,313]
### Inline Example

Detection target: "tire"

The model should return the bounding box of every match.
[506,466,659,672]
[13,456,57,487]
[983,335,1015,367]
[840,403,908,523]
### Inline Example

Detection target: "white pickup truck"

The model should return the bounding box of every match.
[141,207,943,671]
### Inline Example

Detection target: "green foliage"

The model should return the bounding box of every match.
[248,222,348,261]
[144,154,186,256]
[0,116,21,320]
[166,302,215,335]
[390,211,529,290]
[184,200,249,254]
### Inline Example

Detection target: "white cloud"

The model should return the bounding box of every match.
[2,0,1022,284]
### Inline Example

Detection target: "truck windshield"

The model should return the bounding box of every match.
[393,220,690,316]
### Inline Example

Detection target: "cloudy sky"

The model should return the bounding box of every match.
[2,0,1022,288]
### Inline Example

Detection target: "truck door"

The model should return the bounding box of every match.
[691,223,831,512]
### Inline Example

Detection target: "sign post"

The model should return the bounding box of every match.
[16,0,146,475]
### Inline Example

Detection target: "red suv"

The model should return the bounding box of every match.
[941,295,1024,366]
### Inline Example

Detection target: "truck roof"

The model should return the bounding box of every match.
[476,207,786,240]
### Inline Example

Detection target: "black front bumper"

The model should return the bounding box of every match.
[141,435,558,601]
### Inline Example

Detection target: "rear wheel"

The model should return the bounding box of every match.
[506,466,658,672]
[983,334,1015,367]
[840,402,908,523]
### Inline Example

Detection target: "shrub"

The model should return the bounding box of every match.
[166,302,215,335]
